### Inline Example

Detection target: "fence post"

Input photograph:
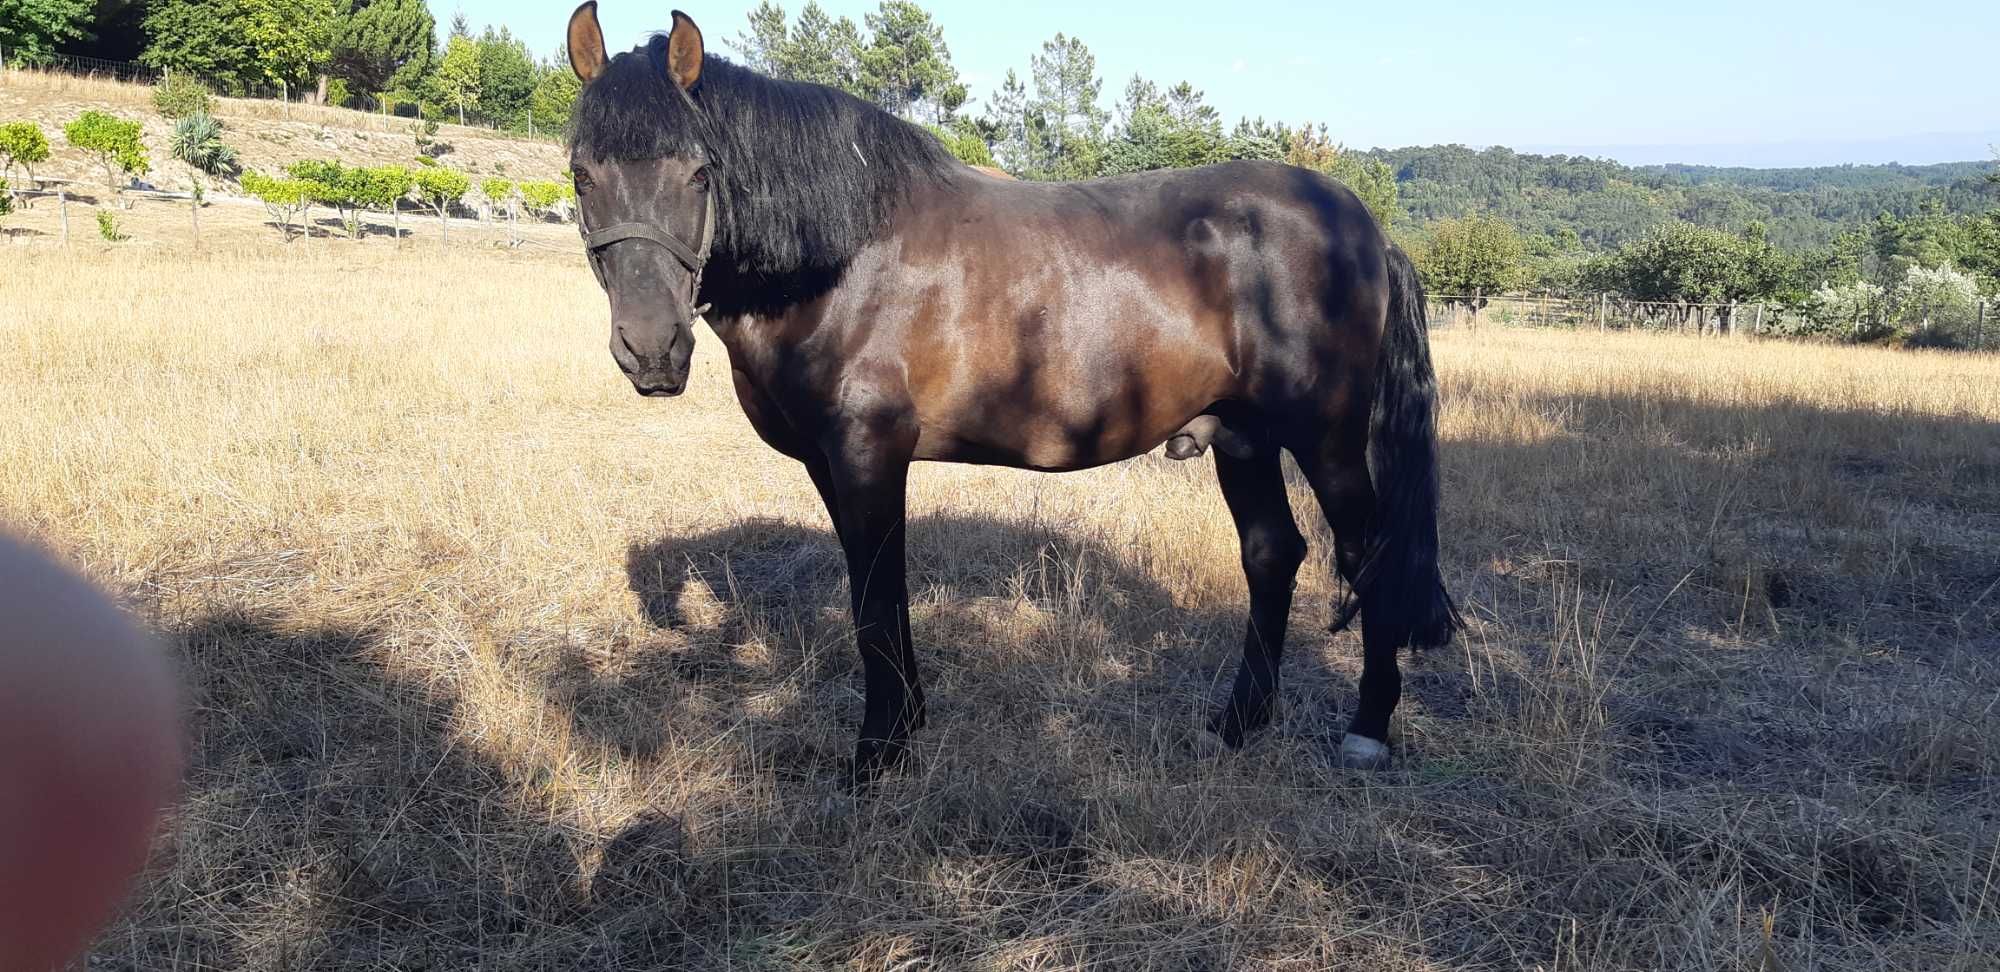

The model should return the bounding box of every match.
[1753,303,1765,335]
[1597,292,1607,332]
[58,190,68,245]
[281,80,289,120]
[1980,300,1990,351]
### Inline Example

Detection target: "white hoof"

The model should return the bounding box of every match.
[1340,733,1391,770]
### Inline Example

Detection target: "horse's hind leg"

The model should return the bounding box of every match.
[1292,437,1398,770]
[1207,448,1307,748]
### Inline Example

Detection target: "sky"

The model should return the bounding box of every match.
[437,0,2000,168]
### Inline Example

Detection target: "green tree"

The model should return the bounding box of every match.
[732,1,789,73]
[529,58,581,135]
[1020,33,1105,181]
[1102,76,1226,175]
[168,111,236,246]
[409,165,468,242]
[140,0,255,91]
[65,111,149,200]
[857,1,964,122]
[240,169,312,239]
[240,0,336,90]
[1286,124,1401,229]
[0,0,94,64]
[0,121,51,187]
[735,2,866,95]
[1225,117,1289,162]
[475,26,534,129]
[328,0,434,100]
[1417,216,1526,309]
[1594,222,1790,305]
[429,33,481,125]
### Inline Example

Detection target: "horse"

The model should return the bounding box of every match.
[562,5,1461,784]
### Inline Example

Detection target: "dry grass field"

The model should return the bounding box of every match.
[3,246,1998,970]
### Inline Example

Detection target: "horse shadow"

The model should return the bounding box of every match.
[563,511,1407,781]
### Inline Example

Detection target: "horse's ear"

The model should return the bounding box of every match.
[567,1,608,83]
[665,10,704,90]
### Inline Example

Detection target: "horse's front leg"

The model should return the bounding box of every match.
[817,427,922,785]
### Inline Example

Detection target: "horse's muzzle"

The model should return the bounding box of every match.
[631,378,686,398]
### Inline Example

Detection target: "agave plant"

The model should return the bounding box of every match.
[169,112,239,247]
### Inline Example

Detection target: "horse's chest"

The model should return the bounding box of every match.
[729,368,815,461]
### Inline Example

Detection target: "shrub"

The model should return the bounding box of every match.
[0,122,52,185]
[1895,264,1981,347]
[325,78,352,109]
[96,210,127,241]
[0,178,11,218]
[152,74,214,119]
[65,112,150,196]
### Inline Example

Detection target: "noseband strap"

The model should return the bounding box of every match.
[579,190,715,318]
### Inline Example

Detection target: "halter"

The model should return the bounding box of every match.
[579,187,716,321]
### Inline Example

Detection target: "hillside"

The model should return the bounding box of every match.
[2,68,576,252]
[1369,144,1998,250]
[1,69,569,194]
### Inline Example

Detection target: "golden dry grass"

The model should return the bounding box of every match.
[3,247,1998,970]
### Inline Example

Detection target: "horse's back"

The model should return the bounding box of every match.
[839,161,1391,471]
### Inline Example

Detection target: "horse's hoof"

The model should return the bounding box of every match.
[1339,733,1391,771]
[1164,434,1205,461]
[846,737,911,791]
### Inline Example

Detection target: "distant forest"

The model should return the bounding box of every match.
[1367,146,1995,251]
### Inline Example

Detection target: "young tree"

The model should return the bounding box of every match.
[478,175,517,241]
[289,160,401,239]
[328,0,435,101]
[430,34,481,125]
[0,122,51,190]
[240,170,312,240]
[517,179,564,222]
[64,112,149,202]
[0,0,93,64]
[167,112,237,246]
[409,165,469,243]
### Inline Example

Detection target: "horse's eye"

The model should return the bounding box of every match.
[689,167,709,191]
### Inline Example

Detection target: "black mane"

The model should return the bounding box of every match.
[570,37,955,305]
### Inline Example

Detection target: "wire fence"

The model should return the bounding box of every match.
[1427,293,1997,351]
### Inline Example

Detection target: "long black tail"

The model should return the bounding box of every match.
[1355,244,1462,649]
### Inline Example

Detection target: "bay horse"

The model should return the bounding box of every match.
[563,5,1461,783]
